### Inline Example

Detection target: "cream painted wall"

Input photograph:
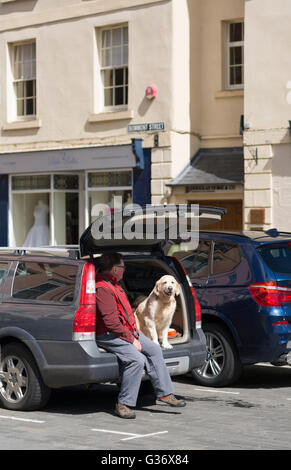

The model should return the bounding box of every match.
[272,144,291,231]
[171,0,191,178]
[199,0,244,143]
[244,0,291,230]
[0,0,245,211]
[244,0,291,131]
[0,0,173,147]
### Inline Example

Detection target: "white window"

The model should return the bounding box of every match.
[86,170,132,225]
[12,41,36,117]
[10,174,80,247]
[100,26,128,108]
[226,21,244,89]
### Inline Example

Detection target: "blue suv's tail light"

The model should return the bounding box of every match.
[249,281,291,307]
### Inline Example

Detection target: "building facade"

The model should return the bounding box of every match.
[169,0,244,232]
[244,0,291,232]
[0,0,171,246]
[0,0,247,246]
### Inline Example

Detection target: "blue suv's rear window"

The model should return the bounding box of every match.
[258,244,291,274]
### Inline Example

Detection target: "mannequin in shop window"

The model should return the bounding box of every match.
[23,200,50,247]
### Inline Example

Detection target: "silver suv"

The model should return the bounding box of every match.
[0,205,224,411]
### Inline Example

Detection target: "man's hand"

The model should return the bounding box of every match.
[133,338,142,352]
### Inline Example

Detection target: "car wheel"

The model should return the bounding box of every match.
[191,323,242,387]
[0,343,51,411]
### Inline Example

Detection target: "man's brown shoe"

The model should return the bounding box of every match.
[115,404,136,419]
[157,394,186,407]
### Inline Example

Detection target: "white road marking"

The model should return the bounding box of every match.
[121,430,168,441]
[91,428,168,441]
[193,387,240,395]
[0,414,45,423]
[92,428,137,437]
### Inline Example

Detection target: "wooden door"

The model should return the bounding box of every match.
[188,200,243,230]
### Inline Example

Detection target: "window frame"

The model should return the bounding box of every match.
[85,168,133,227]
[9,172,81,247]
[10,40,37,120]
[99,24,129,111]
[225,20,244,90]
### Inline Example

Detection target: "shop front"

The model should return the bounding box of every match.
[168,147,244,230]
[0,140,150,247]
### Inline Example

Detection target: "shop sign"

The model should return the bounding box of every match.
[186,184,238,193]
[128,122,165,132]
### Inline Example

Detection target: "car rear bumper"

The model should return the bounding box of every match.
[239,338,291,365]
[27,331,206,388]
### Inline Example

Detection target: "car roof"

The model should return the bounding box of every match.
[198,229,291,244]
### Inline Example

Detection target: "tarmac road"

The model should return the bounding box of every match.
[0,363,291,453]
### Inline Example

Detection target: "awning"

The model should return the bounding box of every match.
[167,147,244,187]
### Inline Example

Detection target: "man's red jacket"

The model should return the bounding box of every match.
[95,272,139,344]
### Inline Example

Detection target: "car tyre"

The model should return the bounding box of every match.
[0,343,51,411]
[191,323,242,387]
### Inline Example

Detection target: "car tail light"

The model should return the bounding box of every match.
[173,257,202,327]
[248,281,291,307]
[73,261,96,341]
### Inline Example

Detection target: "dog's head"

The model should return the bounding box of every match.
[153,275,181,298]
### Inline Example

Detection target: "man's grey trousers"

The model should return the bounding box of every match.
[96,331,174,407]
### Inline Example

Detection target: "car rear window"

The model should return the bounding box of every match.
[0,262,10,289]
[258,244,291,274]
[179,240,211,279]
[212,241,241,275]
[124,262,166,292]
[12,262,78,303]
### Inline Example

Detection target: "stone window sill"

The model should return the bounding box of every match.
[88,109,134,123]
[214,89,244,99]
[2,119,42,131]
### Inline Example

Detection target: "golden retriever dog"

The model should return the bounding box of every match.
[134,275,180,349]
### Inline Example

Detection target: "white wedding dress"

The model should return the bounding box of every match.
[23,206,50,247]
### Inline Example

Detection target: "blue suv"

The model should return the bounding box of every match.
[178,229,291,387]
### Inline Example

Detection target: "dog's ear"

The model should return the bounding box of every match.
[153,279,161,296]
[175,282,181,296]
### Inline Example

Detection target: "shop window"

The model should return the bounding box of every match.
[10,174,79,247]
[12,175,50,190]
[54,192,79,246]
[87,170,132,223]
[12,192,50,248]
[100,25,128,108]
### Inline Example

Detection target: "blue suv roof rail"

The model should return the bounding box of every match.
[264,228,291,238]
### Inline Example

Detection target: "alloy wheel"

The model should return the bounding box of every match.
[0,355,28,404]
[196,331,225,378]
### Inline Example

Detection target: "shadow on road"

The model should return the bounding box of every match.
[173,363,291,390]
[42,363,291,416]
[44,382,183,417]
